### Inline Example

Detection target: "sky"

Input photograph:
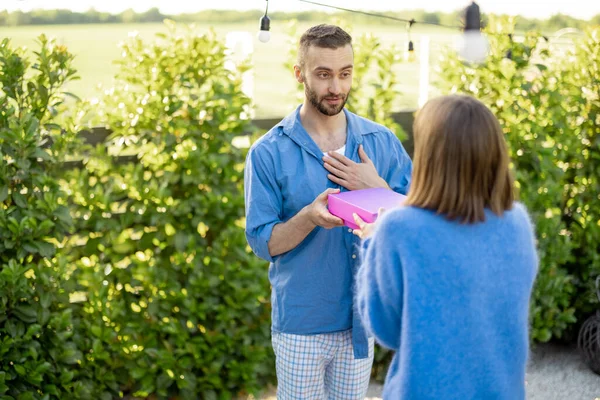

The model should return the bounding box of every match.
[3,0,599,20]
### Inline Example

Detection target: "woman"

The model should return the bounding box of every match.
[353,95,538,400]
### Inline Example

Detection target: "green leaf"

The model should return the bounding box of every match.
[156,372,173,391]
[174,232,188,251]
[43,123,62,131]
[53,206,72,224]
[100,393,112,400]
[22,243,39,254]
[17,392,35,400]
[165,223,176,236]
[36,241,55,258]
[39,291,52,309]
[61,349,81,364]
[90,325,102,338]
[43,385,59,396]
[38,219,55,232]
[13,305,37,323]
[38,84,48,104]
[203,390,218,400]
[26,118,40,136]
[537,328,552,342]
[34,148,52,161]
[38,308,50,325]
[63,92,81,102]
[130,367,146,380]
[14,365,26,376]
[0,186,8,202]
[12,192,27,208]
[60,370,75,386]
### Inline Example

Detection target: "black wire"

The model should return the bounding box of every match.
[297,0,463,30]
[294,0,558,40]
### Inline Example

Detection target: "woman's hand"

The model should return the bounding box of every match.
[352,208,386,239]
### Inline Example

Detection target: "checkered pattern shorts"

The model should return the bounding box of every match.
[271,329,374,400]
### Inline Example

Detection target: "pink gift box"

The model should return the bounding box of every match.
[328,188,407,230]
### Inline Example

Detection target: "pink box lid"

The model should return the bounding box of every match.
[328,188,407,230]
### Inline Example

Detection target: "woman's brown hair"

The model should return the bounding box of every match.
[405,95,514,223]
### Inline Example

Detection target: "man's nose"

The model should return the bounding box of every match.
[329,77,341,95]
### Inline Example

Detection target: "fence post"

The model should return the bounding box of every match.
[225,31,254,118]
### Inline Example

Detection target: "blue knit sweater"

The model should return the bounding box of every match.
[357,203,538,400]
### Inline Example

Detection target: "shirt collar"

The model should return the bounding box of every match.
[275,104,365,146]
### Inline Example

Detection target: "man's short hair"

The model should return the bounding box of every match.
[298,24,353,70]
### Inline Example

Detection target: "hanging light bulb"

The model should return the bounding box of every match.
[505,33,513,60]
[257,0,271,43]
[405,20,416,63]
[456,2,489,64]
[406,40,415,63]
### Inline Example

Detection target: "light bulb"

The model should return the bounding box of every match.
[257,30,271,43]
[257,14,271,44]
[405,40,415,63]
[456,31,489,64]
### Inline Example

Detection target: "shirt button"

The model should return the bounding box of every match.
[352,254,357,259]
[348,228,352,233]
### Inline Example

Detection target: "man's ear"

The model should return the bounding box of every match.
[294,65,304,84]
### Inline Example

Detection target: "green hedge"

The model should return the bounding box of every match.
[435,16,600,342]
[61,22,274,399]
[0,36,95,399]
[1,23,275,399]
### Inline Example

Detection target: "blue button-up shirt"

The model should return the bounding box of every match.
[244,105,412,358]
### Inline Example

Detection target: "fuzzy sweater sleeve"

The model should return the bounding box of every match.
[356,215,404,350]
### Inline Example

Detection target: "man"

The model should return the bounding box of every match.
[244,24,412,399]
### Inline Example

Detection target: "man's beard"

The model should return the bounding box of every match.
[305,81,349,116]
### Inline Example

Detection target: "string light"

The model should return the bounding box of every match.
[258,1,575,64]
[297,0,463,29]
[506,33,513,59]
[456,2,489,63]
[258,0,491,63]
[257,0,271,43]
[405,20,416,63]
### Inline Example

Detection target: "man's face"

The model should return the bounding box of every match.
[297,44,353,116]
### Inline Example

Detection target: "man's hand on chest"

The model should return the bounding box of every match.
[322,144,389,191]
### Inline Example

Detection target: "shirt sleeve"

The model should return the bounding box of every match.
[356,215,404,350]
[384,132,413,195]
[244,143,282,263]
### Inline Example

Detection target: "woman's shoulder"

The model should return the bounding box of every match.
[508,201,530,219]
[380,202,534,232]
[495,202,533,228]
[502,201,536,235]
[377,205,440,234]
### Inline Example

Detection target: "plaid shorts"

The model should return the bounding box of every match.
[271,329,374,400]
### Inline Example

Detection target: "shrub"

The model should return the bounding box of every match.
[62,21,274,399]
[0,36,94,399]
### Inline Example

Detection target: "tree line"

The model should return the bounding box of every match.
[1,7,599,32]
